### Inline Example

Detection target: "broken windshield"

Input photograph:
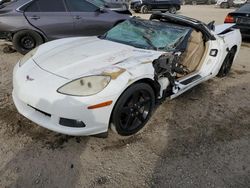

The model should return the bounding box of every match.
[104,18,192,52]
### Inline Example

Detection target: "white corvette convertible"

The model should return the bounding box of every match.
[13,13,241,136]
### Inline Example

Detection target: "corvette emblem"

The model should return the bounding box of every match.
[26,75,34,81]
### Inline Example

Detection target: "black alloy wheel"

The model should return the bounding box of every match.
[112,83,155,136]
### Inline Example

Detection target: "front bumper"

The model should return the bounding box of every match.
[12,62,117,136]
[12,92,114,136]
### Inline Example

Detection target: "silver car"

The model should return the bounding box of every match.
[0,0,130,54]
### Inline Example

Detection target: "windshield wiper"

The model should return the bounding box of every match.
[142,34,158,51]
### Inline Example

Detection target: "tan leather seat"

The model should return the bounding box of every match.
[180,30,205,73]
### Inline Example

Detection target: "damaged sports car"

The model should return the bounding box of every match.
[12,13,241,136]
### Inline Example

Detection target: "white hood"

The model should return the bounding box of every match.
[32,37,136,79]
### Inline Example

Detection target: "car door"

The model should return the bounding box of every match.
[148,0,159,9]
[24,0,74,40]
[65,0,115,36]
[155,0,169,9]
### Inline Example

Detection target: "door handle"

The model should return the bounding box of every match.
[73,15,81,20]
[29,15,40,20]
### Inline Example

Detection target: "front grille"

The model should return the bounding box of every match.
[28,105,51,117]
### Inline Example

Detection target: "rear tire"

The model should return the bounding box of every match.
[217,48,236,77]
[169,6,177,14]
[111,83,155,136]
[141,5,149,14]
[13,30,43,55]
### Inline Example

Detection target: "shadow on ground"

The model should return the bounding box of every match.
[149,75,250,187]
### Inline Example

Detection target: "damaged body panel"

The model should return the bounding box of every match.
[12,13,242,136]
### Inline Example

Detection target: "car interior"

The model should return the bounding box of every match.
[179,30,206,74]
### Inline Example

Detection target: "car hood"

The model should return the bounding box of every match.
[32,37,154,79]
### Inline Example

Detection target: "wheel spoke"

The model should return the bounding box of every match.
[124,114,135,129]
[137,113,145,123]
[121,106,132,115]
[130,117,139,130]
[132,92,141,104]
[138,98,151,106]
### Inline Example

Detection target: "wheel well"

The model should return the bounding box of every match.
[231,45,237,53]
[133,78,159,99]
[142,4,151,10]
[108,78,159,127]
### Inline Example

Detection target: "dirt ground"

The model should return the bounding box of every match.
[0,5,249,188]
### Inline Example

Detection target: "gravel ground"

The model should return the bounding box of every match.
[0,5,249,188]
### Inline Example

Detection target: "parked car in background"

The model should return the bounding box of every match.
[224,3,250,38]
[103,0,130,10]
[93,0,130,11]
[182,0,215,5]
[130,0,181,14]
[0,0,130,54]
[12,13,241,136]
[216,0,247,8]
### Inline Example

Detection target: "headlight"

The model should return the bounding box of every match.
[57,75,111,96]
[19,47,38,67]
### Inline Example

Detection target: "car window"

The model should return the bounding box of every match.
[66,0,99,12]
[238,4,250,11]
[26,0,66,12]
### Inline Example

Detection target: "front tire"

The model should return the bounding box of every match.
[111,83,155,136]
[13,30,43,55]
[217,48,236,77]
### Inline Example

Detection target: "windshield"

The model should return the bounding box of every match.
[104,19,192,52]
[238,3,250,12]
